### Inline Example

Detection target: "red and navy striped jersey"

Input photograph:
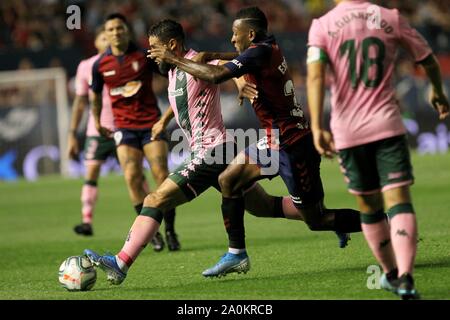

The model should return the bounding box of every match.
[91,42,161,129]
[224,36,310,149]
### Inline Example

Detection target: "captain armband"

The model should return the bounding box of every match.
[306,46,329,64]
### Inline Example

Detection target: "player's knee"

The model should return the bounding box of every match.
[218,172,234,194]
[144,193,161,208]
[143,193,155,207]
[144,190,170,210]
[124,171,143,188]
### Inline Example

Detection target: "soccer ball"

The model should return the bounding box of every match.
[58,255,97,291]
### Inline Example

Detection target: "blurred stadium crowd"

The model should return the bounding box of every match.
[0,0,449,116]
[1,0,449,74]
[0,0,449,51]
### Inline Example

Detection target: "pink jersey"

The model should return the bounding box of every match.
[308,0,432,149]
[75,54,115,137]
[167,49,231,151]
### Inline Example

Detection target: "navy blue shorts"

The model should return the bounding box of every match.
[113,128,168,150]
[245,133,324,208]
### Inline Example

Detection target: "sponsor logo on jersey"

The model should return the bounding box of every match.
[110,81,142,97]
[103,70,116,77]
[169,88,184,97]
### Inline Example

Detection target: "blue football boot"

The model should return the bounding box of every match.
[84,249,127,285]
[83,249,101,265]
[202,252,250,278]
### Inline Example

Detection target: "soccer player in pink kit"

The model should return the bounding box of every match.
[307,0,449,299]
[69,27,116,236]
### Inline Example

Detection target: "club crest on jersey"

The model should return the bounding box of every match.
[176,71,185,81]
[132,61,139,72]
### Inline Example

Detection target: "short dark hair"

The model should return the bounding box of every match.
[104,13,129,27]
[148,19,185,44]
[235,6,268,34]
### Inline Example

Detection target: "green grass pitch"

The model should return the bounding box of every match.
[0,152,449,300]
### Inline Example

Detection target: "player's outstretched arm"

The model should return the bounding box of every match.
[419,54,450,120]
[307,60,335,158]
[148,45,233,84]
[191,51,239,64]
[191,54,256,106]
[152,106,174,141]
[68,94,88,160]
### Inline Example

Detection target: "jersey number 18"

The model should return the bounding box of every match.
[339,36,385,89]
